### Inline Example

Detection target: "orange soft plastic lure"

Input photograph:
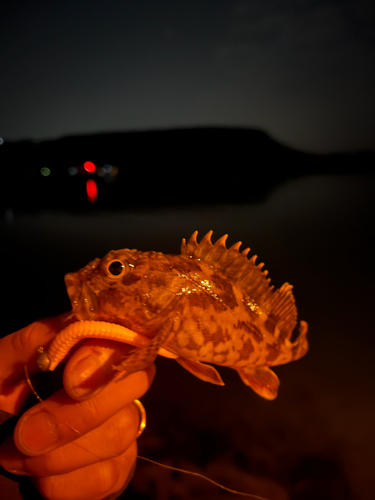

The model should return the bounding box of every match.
[37,231,308,400]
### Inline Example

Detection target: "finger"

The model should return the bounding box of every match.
[13,364,155,456]
[62,338,136,401]
[0,402,140,476]
[33,441,137,500]
[0,314,72,378]
[0,313,72,414]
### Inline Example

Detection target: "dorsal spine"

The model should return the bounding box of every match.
[181,231,298,338]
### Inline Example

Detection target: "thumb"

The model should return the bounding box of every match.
[0,313,71,414]
[63,339,135,401]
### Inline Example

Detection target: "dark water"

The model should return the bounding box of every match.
[1,174,374,499]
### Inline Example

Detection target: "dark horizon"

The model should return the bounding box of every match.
[2,122,375,156]
[3,125,375,155]
[2,126,374,216]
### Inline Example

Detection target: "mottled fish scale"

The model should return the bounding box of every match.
[37,231,308,400]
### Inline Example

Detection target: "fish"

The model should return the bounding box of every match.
[38,231,308,400]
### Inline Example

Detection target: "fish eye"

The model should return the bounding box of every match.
[105,260,128,279]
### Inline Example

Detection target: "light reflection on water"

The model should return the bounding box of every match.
[2,174,373,259]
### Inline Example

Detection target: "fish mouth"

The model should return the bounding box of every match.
[64,272,99,321]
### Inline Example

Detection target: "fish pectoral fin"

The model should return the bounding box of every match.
[157,347,179,359]
[176,358,225,386]
[112,317,175,377]
[238,366,280,400]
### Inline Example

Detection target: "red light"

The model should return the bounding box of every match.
[86,179,97,202]
[84,161,96,173]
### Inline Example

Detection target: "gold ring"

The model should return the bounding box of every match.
[133,399,146,437]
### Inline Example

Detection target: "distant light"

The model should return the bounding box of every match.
[103,164,112,173]
[68,166,78,176]
[84,161,96,173]
[0,138,4,145]
[41,167,51,176]
[97,167,105,177]
[86,179,97,202]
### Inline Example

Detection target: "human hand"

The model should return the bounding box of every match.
[0,314,155,500]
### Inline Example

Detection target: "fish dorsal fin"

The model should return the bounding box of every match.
[181,231,297,337]
[181,230,271,301]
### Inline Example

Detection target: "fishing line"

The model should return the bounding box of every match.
[136,455,270,499]
[24,365,270,500]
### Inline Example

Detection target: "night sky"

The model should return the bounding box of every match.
[1,0,374,153]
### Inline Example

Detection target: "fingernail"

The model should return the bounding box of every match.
[20,412,60,453]
[4,468,30,476]
[66,355,112,400]
[73,355,104,382]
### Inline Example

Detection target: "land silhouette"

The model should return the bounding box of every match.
[1,127,373,212]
